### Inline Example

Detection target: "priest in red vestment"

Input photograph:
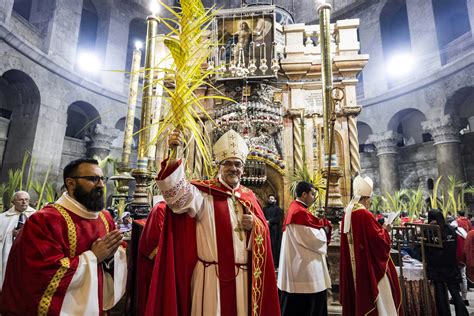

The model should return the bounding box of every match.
[340,175,402,316]
[0,158,127,316]
[136,199,167,316]
[145,129,280,316]
[278,181,332,316]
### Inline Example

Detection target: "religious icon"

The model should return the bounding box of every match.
[215,9,275,78]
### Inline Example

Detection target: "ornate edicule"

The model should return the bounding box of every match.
[174,5,368,211]
[280,18,368,210]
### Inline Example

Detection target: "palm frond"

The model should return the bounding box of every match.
[286,164,326,214]
[149,0,227,175]
[406,187,424,221]
[430,176,443,209]
[35,164,52,210]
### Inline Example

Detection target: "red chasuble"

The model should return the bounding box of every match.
[0,204,115,316]
[340,206,402,316]
[136,201,167,316]
[145,160,280,316]
[283,200,332,242]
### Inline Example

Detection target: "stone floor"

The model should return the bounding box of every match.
[327,288,474,315]
[459,288,474,315]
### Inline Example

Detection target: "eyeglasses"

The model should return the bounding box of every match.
[220,160,244,168]
[71,176,108,184]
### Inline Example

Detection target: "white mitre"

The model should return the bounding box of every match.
[213,130,249,163]
[353,175,373,198]
[343,175,374,233]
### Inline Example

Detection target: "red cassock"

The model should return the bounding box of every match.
[0,204,116,316]
[340,206,402,316]
[144,160,280,316]
[136,201,167,316]
[283,200,332,241]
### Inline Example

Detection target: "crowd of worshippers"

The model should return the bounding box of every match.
[0,129,471,316]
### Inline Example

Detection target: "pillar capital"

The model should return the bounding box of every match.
[86,124,120,159]
[368,131,400,156]
[422,114,461,145]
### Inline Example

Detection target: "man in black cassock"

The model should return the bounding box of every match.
[263,194,283,268]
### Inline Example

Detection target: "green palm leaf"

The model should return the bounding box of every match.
[149,0,231,175]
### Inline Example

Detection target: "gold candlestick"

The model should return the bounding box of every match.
[130,14,159,218]
[122,47,142,167]
[319,2,333,155]
[137,14,159,170]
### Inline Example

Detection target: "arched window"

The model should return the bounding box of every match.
[388,109,427,147]
[77,0,99,52]
[357,122,374,153]
[12,0,32,21]
[380,1,411,56]
[125,18,147,72]
[380,1,412,85]
[66,101,101,139]
[0,70,41,177]
[432,0,471,64]
[115,117,140,149]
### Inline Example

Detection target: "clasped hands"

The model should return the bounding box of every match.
[91,229,122,263]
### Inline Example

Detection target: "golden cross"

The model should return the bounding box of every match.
[234,225,245,241]
[231,194,244,241]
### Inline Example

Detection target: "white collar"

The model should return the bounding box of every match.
[218,174,240,192]
[296,199,308,207]
[5,206,35,216]
[56,192,99,219]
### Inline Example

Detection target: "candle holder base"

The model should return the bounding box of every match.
[128,168,152,219]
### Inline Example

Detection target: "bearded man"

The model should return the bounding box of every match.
[0,158,127,315]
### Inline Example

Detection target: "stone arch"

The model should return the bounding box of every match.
[115,117,140,149]
[387,108,428,146]
[65,101,101,139]
[444,86,474,129]
[380,0,412,63]
[0,70,41,178]
[432,0,470,64]
[125,18,147,72]
[249,165,284,211]
[357,121,374,153]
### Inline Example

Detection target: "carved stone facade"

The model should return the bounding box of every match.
[368,131,400,195]
[422,114,461,145]
[422,115,465,183]
[85,124,120,159]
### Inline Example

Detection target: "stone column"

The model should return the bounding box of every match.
[0,0,14,23]
[422,115,465,182]
[43,0,83,69]
[97,7,130,92]
[406,0,442,73]
[358,15,387,98]
[85,124,120,159]
[368,131,400,195]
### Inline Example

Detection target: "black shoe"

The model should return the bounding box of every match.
[464,300,469,306]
